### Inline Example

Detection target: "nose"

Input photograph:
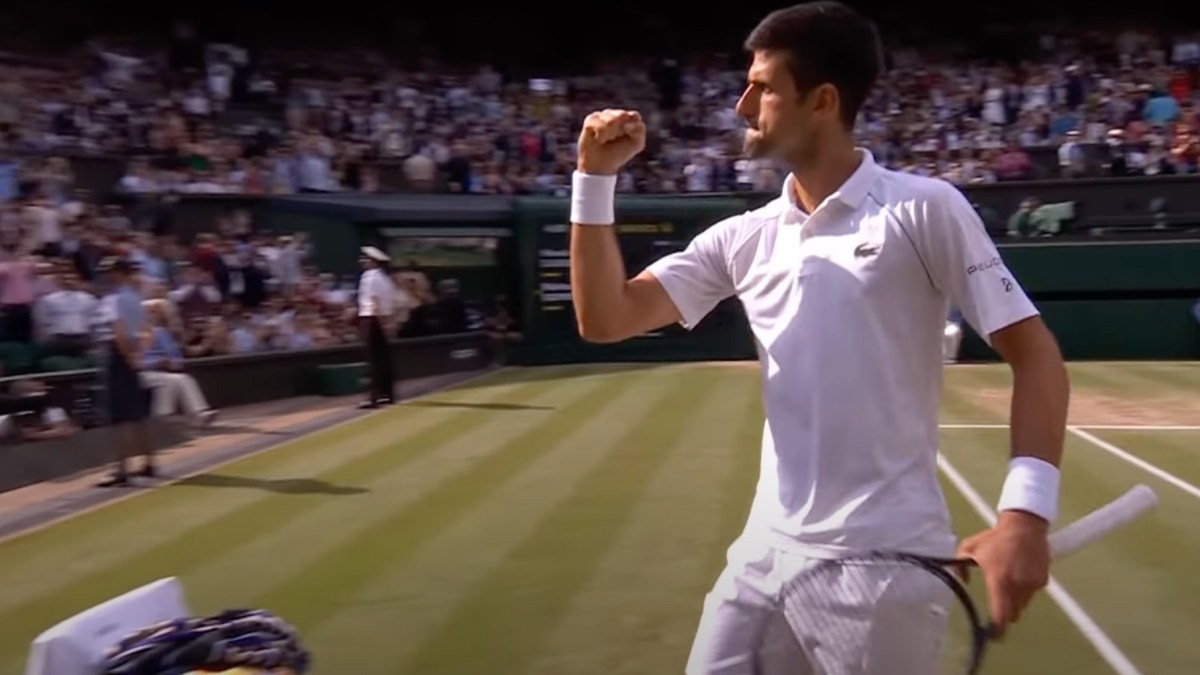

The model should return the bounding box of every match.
[735,87,757,125]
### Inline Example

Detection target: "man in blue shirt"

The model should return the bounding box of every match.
[97,258,154,487]
[140,301,217,424]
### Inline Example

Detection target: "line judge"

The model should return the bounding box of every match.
[358,246,396,409]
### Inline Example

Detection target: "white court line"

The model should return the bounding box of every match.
[941,424,1200,431]
[937,454,1142,675]
[1076,425,1200,431]
[1068,427,1200,501]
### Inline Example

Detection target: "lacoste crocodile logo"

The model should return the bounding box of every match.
[853,242,881,258]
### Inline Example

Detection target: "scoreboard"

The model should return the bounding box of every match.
[517,196,755,365]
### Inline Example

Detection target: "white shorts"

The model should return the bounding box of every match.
[685,541,953,675]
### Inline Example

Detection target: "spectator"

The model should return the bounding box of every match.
[0,248,38,343]
[168,265,222,320]
[226,310,262,353]
[33,267,96,358]
[0,377,76,441]
[483,294,522,360]
[140,300,217,425]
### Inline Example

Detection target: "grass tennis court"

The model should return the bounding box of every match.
[0,360,1197,674]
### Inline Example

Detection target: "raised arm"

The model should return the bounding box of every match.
[570,109,734,343]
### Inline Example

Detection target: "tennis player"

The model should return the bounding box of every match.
[567,3,1070,673]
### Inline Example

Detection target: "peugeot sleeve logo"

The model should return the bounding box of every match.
[853,242,881,258]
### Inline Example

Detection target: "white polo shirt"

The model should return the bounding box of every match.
[646,150,1038,559]
[357,268,394,318]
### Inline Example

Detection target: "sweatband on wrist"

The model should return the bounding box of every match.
[996,456,1060,524]
[570,171,617,225]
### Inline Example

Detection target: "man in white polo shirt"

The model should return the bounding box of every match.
[567,3,1070,673]
[357,246,396,409]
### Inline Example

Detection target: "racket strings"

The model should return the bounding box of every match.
[776,556,963,674]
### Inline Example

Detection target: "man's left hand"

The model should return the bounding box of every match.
[956,510,1051,639]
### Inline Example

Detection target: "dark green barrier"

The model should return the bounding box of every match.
[996,239,1200,294]
[961,299,1200,361]
[125,192,1199,363]
[510,196,1199,364]
[953,239,1200,361]
[22,332,494,426]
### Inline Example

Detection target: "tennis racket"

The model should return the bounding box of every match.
[777,484,1159,675]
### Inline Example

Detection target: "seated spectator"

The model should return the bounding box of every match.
[140,301,217,425]
[1007,198,1041,237]
[180,315,222,358]
[226,310,263,353]
[0,377,76,441]
[168,264,223,319]
[483,294,522,360]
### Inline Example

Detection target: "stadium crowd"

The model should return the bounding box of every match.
[0,16,1193,436]
[2,26,1200,196]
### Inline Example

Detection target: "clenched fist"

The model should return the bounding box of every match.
[577,109,646,175]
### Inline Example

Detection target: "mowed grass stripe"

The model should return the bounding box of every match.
[398,367,723,675]
[711,367,765,572]
[1087,430,1200,487]
[177,374,608,617]
[941,366,1006,424]
[0,399,503,614]
[525,367,758,675]
[1127,363,1200,393]
[0,368,537,587]
[943,364,1022,425]
[1066,362,1196,404]
[941,429,1200,674]
[251,367,653,631]
[935,440,1112,675]
[300,369,684,672]
[0,374,570,665]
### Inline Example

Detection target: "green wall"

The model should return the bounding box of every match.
[994,240,1200,293]
[959,240,1200,361]
[234,193,1199,363]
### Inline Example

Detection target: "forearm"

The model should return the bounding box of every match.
[999,337,1070,525]
[569,221,635,343]
[1009,354,1069,468]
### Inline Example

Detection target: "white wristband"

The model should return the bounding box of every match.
[997,456,1060,524]
[570,171,617,225]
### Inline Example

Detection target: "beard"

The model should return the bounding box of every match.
[741,128,773,159]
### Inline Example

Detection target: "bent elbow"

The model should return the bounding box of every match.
[576,321,622,344]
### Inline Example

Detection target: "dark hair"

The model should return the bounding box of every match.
[744,1,883,129]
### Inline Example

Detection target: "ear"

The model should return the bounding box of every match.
[809,82,842,121]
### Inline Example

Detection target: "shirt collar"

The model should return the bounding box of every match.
[780,148,878,214]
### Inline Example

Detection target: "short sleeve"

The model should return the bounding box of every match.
[644,215,740,330]
[114,295,133,326]
[913,182,1039,344]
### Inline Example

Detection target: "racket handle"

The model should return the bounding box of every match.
[1048,484,1159,559]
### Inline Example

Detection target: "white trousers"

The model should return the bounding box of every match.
[139,371,210,417]
[686,542,952,675]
